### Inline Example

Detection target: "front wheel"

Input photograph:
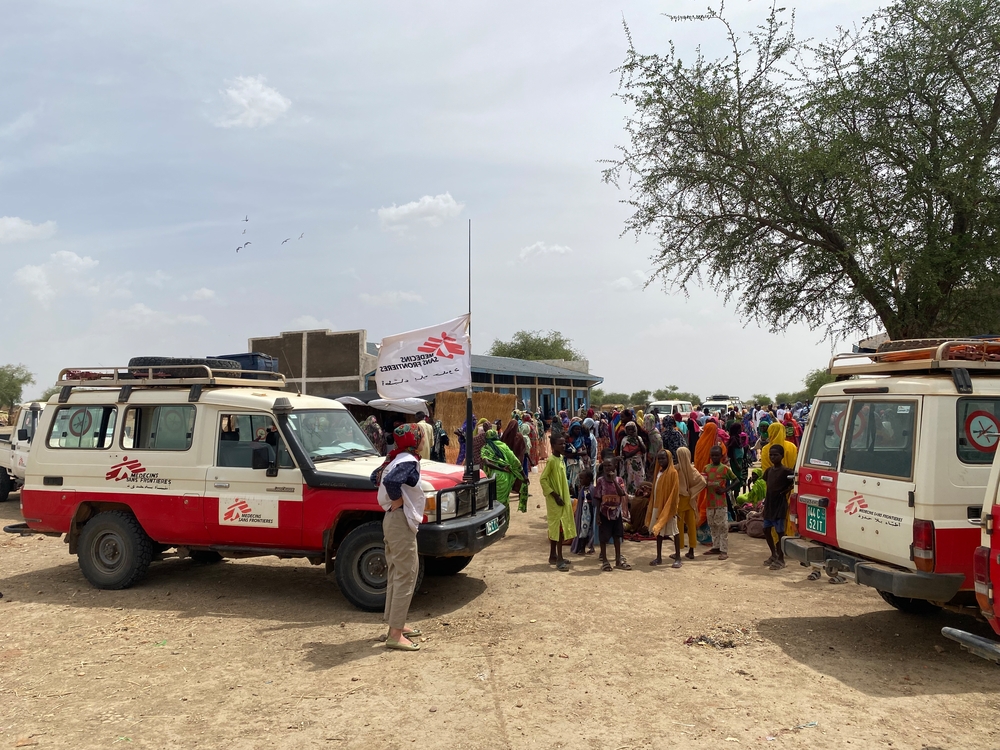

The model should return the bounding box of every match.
[77,510,154,589]
[334,521,424,611]
[878,590,942,615]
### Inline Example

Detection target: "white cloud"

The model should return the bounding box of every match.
[215,75,291,128]
[291,314,336,329]
[14,250,98,303]
[0,112,35,139]
[0,216,57,244]
[611,276,634,290]
[104,303,206,330]
[184,287,215,301]
[359,291,424,306]
[518,241,572,260]
[148,270,171,287]
[378,192,463,230]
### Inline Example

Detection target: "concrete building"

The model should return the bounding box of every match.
[248,327,603,414]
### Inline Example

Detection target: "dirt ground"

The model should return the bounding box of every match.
[2,477,1000,750]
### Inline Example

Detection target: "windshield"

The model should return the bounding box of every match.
[285,410,378,461]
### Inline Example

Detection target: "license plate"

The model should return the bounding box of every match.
[806,505,827,535]
[485,517,502,536]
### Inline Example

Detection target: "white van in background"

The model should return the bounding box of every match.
[647,400,694,417]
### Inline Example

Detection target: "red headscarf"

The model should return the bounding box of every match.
[371,423,422,486]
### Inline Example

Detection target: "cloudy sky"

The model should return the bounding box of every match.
[2,0,884,400]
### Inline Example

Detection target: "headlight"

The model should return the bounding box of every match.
[476,482,490,506]
[424,492,437,512]
[439,491,457,515]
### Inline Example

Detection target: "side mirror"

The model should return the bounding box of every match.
[251,444,271,471]
[17,429,29,442]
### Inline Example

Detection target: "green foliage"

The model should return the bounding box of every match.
[598,391,631,406]
[629,390,652,406]
[33,385,62,403]
[803,368,836,400]
[651,386,701,404]
[0,364,34,417]
[749,393,772,406]
[590,387,606,405]
[605,0,1000,339]
[487,330,584,361]
[774,392,805,407]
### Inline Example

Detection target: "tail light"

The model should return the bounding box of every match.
[912,519,934,572]
[974,546,994,617]
[789,493,799,526]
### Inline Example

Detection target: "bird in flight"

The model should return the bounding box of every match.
[242,228,246,234]
[281,238,291,245]
[298,233,304,239]
[242,215,249,223]
[236,241,251,253]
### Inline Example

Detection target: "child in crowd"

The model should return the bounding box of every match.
[675,447,705,559]
[737,467,766,510]
[647,450,683,568]
[595,457,632,571]
[540,434,576,572]
[571,468,596,555]
[762,444,795,570]
[702,445,739,560]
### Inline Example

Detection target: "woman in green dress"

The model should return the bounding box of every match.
[480,429,527,512]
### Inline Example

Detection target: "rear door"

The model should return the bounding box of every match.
[835,398,919,569]
[205,412,304,548]
[797,398,849,545]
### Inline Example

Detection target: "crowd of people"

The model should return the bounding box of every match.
[466,403,806,573]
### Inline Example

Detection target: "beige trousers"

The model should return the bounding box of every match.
[707,506,729,554]
[383,509,419,630]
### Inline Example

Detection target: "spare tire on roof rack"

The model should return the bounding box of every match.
[126,356,241,379]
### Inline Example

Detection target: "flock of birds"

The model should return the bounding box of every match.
[236,215,304,252]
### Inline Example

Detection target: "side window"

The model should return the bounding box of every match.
[841,400,916,480]
[47,406,117,449]
[957,398,1000,464]
[802,400,848,468]
[122,406,196,451]
[216,414,294,469]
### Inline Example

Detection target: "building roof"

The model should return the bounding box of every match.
[470,354,602,383]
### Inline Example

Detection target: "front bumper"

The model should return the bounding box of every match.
[783,537,965,602]
[416,503,508,557]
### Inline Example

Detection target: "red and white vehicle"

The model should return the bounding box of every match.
[5,363,506,611]
[0,402,45,501]
[784,340,1000,618]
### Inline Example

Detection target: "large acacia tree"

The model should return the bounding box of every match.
[604,0,1000,339]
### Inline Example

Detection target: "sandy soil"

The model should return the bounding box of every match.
[2,477,999,750]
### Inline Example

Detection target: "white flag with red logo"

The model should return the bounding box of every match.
[375,314,471,399]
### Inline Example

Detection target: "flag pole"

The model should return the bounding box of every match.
[463,219,477,485]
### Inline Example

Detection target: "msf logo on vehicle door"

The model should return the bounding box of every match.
[220,496,279,527]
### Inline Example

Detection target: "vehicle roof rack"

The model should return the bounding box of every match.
[54,365,287,402]
[829,340,1000,378]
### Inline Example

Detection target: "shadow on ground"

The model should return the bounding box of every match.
[758,608,1000,696]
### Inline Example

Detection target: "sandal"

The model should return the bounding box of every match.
[601,560,613,572]
[615,559,632,570]
[403,628,422,637]
[556,560,570,571]
[671,559,682,569]
[718,553,728,561]
[385,638,420,651]
[768,560,785,571]
[763,556,776,566]
[703,548,721,556]
[685,548,695,559]
[649,559,662,566]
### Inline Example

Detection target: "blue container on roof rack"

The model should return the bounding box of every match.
[212,352,279,379]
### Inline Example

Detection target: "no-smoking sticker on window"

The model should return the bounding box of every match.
[68,409,93,437]
[965,410,1000,453]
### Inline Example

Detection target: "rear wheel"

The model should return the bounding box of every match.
[334,521,424,611]
[77,511,154,589]
[0,472,11,502]
[878,590,942,615]
[423,555,473,576]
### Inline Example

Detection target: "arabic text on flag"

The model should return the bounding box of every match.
[375,315,471,399]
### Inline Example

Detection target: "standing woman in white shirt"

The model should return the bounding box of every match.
[370,424,426,651]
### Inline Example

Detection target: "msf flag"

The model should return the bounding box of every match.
[375,315,472,399]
